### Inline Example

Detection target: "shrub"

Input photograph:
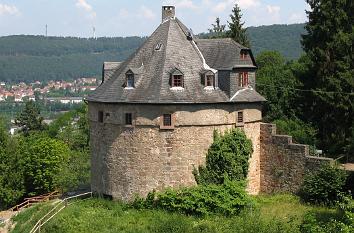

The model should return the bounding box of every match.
[133,180,252,216]
[299,164,347,205]
[193,128,253,185]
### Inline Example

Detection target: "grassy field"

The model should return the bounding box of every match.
[11,195,338,233]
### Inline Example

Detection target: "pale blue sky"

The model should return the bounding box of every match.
[0,0,309,37]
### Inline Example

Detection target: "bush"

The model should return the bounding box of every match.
[299,164,347,205]
[194,128,253,185]
[133,180,252,216]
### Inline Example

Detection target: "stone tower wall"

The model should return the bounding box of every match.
[89,102,262,201]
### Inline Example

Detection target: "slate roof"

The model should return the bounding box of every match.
[88,18,265,104]
[195,38,257,70]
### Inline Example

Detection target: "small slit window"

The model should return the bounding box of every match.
[98,111,104,123]
[237,111,244,123]
[125,113,132,125]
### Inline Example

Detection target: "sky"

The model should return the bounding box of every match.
[0,0,309,37]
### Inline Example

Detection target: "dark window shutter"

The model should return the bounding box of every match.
[169,74,172,87]
[201,74,205,86]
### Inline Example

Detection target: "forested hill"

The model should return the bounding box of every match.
[247,23,306,60]
[0,23,305,83]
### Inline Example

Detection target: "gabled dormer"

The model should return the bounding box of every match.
[125,70,135,88]
[169,68,184,89]
[200,69,217,89]
[124,67,143,89]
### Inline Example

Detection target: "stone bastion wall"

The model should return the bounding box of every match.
[89,102,262,201]
[260,123,334,193]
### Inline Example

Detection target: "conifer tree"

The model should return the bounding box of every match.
[301,0,354,157]
[15,100,45,136]
[227,4,250,47]
[208,17,227,38]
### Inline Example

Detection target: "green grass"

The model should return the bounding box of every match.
[11,195,337,233]
[11,202,55,233]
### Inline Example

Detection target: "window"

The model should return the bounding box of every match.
[240,51,248,60]
[172,75,183,87]
[125,113,132,125]
[238,72,249,87]
[163,114,172,126]
[237,111,244,123]
[126,73,134,88]
[160,113,174,129]
[206,75,214,87]
[155,43,163,51]
[98,111,104,123]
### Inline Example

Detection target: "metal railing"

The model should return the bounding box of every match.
[30,192,92,233]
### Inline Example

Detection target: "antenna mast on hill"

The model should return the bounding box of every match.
[93,26,96,39]
[45,24,48,37]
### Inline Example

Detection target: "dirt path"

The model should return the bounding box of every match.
[343,163,354,171]
[0,211,16,233]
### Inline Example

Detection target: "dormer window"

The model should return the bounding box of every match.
[201,70,216,88]
[155,43,163,51]
[206,75,214,87]
[239,72,249,87]
[126,71,134,88]
[172,75,183,87]
[240,51,248,60]
[170,68,184,88]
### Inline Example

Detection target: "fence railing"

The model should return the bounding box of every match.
[10,191,60,212]
[30,192,92,233]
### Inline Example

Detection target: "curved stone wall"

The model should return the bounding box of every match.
[89,102,262,201]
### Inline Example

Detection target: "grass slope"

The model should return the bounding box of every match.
[0,24,305,83]
[12,195,337,233]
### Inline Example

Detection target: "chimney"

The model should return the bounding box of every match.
[162,6,175,22]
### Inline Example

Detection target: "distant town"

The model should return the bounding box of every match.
[0,77,98,103]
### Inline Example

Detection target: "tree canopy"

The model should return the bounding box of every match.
[301,0,354,156]
[227,4,250,47]
[15,101,45,136]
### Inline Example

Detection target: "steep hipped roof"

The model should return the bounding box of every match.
[88,18,265,104]
[195,38,257,70]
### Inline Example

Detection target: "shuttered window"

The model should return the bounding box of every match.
[237,111,244,123]
[98,111,104,123]
[238,72,249,87]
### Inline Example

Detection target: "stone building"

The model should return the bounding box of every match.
[88,6,331,201]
